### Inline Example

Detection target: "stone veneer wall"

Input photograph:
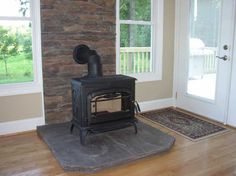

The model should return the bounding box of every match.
[41,0,116,123]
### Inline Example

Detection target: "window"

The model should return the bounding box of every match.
[116,0,163,82]
[0,0,42,96]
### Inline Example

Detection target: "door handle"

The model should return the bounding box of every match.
[216,55,228,61]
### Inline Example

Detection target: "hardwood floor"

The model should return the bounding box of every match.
[1,118,236,176]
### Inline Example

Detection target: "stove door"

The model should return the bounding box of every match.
[88,89,134,125]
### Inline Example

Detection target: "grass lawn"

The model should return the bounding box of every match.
[0,54,33,84]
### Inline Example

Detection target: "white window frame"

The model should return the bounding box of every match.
[116,0,163,82]
[0,0,43,96]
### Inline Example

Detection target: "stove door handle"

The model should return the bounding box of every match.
[134,101,141,114]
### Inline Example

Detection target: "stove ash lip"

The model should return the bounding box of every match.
[73,44,103,78]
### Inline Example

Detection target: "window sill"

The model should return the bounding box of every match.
[0,82,42,97]
[124,72,162,83]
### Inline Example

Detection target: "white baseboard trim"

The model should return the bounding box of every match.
[139,98,175,112]
[0,98,175,135]
[0,116,45,135]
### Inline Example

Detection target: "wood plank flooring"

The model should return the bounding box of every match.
[1,118,236,176]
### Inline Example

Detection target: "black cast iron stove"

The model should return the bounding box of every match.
[70,45,139,145]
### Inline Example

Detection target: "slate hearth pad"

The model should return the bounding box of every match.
[37,122,175,173]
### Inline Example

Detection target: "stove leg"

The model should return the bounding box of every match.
[133,122,138,134]
[70,123,74,134]
[80,129,87,145]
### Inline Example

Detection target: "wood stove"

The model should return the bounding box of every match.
[70,45,138,145]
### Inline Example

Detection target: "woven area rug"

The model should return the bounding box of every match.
[140,108,229,141]
[37,122,175,173]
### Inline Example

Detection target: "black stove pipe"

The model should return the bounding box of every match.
[73,45,103,77]
[87,50,103,77]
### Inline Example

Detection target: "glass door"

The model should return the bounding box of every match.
[176,0,235,122]
[187,0,220,100]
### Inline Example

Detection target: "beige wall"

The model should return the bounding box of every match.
[0,0,175,123]
[0,93,43,123]
[136,0,175,102]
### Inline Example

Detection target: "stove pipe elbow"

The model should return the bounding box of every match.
[73,45,103,77]
[87,52,103,77]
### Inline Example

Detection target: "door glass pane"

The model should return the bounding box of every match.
[187,0,221,100]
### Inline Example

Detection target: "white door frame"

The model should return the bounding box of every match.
[227,13,236,127]
[173,0,190,107]
[173,0,236,124]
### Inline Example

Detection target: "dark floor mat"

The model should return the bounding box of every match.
[140,108,228,141]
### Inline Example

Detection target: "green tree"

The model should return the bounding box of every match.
[19,27,32,60]
[19,0,32,60]
[0,27,19,76]
[19,0,30,17]
[120,0,151,47]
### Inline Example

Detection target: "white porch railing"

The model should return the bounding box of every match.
[120,47,151,74]
[202,47,217,74]
[120,47,217,75]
